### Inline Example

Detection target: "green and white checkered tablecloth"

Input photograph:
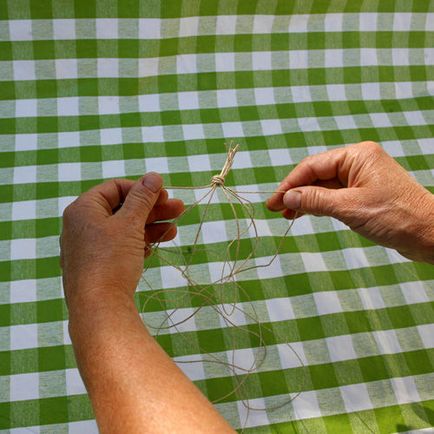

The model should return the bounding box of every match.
[1,1,434,432]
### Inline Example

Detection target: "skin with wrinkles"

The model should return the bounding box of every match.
[267,141,434,264]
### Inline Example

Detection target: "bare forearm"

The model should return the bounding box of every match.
[68,291,234,434]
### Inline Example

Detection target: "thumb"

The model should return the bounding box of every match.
[117,172,163,225]
[283,186,355,221]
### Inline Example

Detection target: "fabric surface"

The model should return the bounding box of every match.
[1,1,434,432]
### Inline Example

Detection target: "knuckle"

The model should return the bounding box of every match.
[361,141,382,155]
[62,202,77,220]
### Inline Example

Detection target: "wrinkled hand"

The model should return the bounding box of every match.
[60,173,184,306]
[267,142,434,264]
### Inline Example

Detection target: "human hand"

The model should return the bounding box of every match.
[267,142,434,264]
[60,173,184,307]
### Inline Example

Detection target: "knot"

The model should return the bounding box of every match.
[211,175,225,186]
[210,143,239,188]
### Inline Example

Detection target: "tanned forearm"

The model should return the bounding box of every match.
[68,290,234,434]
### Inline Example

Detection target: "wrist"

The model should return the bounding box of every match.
[67,288,138,338]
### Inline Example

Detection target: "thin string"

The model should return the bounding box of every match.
[139,144,306,427]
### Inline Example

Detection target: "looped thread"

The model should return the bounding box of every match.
[211,175,225,186]
[210,143,239,187]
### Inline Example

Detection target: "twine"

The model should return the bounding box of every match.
[139,144,311,427]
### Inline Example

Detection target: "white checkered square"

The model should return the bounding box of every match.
[13,60,35,80]
[166,308,197,333]
[161,265,189,289]
[218,304,246,328]
[175,355,205,381]
[216,15,237,35]
[359,13,377,31]
[15,134,38,151]
[138,94,160,112]
[289,50,308,69]
[228,348,256,375]
[177,54,197,74]
[215,52,235,72]
[96,18,118,39]
[99,96,120,115]
[138,58,159,77]
[253,15,274,34]
[100,128,122,145]
[102,160,125,178]
[374,330,402,355]
[266,297,295,322]
[9,20,32,41]
[300,252,327,272]
[237,398,270,428]
[138,19,160,38]
[142,125,164,142]
[179,17,199,37]
[276,342,306,369]
[97,58,119,78]
[55,59,78,79]
[268,147,291,166]
[325,49,343,67]
[217,89,238,108]
[393,13,412,31]
[324,13,343,32]
[417,324,434,349]
[391,376,420,404]
[326,335,357,362]
[11,238,36,260]
[58,163,81,182]
[260,119,282,135]
[145,157,169,173]
[12,200,36,221]
[340,383,373,412]
[201,221,227,244]
[10,323,38,350]
[400,281,429,304]
[326,84,346,101]
[13,165,36,184]
[182,124,205,140]
[359,287,385,310]
[53,19,76,39]
[58,131,80,148]
[66,368,87,395]
[221,121,243,138]
[188,154,211,172]
[292,391,322,419]
[10,372,39,401]
[57,97,79,116]
[254,87,275,105]
[15,99,37,117]
[360,48,377,66]
[252,51,272,71]
[362,82,381,100]
[313,291,342,315]
[178,91,199,110]
[10,279,37,303]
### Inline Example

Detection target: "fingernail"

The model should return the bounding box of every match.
[283,190,301,209]
[142,172,162,192]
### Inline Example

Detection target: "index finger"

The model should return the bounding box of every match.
[266,147,347,211]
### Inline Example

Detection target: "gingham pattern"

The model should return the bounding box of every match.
[1,1,434,432]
